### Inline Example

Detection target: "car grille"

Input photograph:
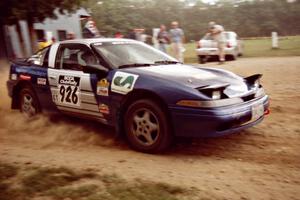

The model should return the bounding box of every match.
[217,114,252,132]
[241,94,256,102]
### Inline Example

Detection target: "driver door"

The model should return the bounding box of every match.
[48,43,108,123]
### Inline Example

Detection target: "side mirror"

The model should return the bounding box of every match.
[82,64,109,74]
[27,55,41,65]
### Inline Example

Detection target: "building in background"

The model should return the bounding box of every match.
[2,8,90,59]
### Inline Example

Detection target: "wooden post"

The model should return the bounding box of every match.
[272,32,278,49]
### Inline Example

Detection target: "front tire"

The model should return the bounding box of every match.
[124,99,172,153]
[19,87,40,117]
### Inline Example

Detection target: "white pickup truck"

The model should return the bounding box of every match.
[195,31,243,63]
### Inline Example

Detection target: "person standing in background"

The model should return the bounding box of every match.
[83,17,101,38]
[67,32,76,40]
[208,21,226,64]
[157,25,170,53]
[51,37,56,43]
[115,32,124,38]
[38,38,51,50]
[169,21,185,62]
[127,29,137,40]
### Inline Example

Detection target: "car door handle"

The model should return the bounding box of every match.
[49,75,56,80]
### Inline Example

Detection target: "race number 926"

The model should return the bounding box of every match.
[58,76,81,106]
[59,85,79,104]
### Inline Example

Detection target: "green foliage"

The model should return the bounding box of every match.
[104,182,185,200]
[47,184,99,200]
[241,36,300,57]
[0,161,191,200]
[88,178,187,200]
[183,36,300,63]
[0,0,86,24]
[21,167,97,194]
[98,173,125,185]
[86,0,300,40]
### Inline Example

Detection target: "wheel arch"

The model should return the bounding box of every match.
[117,89,173,137]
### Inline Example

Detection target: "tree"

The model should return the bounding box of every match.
[0,0,86,56]
[87,0,300,40]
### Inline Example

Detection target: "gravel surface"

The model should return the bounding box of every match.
[1,57,299,200]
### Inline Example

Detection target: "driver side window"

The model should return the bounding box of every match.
[55,44,99,71]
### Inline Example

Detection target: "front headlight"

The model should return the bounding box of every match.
[196,84,229,100]
[212,90,221,100]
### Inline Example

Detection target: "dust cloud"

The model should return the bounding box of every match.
[0,64,117,149]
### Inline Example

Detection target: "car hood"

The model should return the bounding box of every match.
[124,64,249,98]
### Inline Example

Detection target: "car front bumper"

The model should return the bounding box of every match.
[195,47,236,56]
[169,95,269,137]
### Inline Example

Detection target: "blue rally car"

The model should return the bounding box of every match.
[7,38,269,153]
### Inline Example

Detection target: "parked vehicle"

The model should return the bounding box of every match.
[196,31,243,63]
[7,38,268,153]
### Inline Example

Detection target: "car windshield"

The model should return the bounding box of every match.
[92,41,177,69]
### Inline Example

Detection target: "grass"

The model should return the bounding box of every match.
[0,162,18,180]
[0,162,191,200]
[47,184,100,200]
[21,167,89,194]
[0,163,23,200]
[183,35,300,63]
[103,182,185,200]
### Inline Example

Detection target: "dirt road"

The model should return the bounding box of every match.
[1,57,300,200]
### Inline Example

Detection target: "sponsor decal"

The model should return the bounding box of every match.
[37,78,47,85]
[111,72,139,95]
[20,74,31,80]
[59,75,80,86]
[97,79,109,96]
[11,74,17,80]
[57,75,81,106]
[99,104,110,114]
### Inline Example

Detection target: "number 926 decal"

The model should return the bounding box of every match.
[58,75,81,106]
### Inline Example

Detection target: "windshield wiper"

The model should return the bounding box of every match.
[154,60,181,65]
[118,63,153,69]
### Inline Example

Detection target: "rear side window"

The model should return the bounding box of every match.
[27,47,50,67]
[55,44,99,71]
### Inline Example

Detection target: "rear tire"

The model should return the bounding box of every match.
[198,56,206,64]
[230,54,237,60]
[19,87,40,117]
[124,99,172,153]
[228,52,238,61]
